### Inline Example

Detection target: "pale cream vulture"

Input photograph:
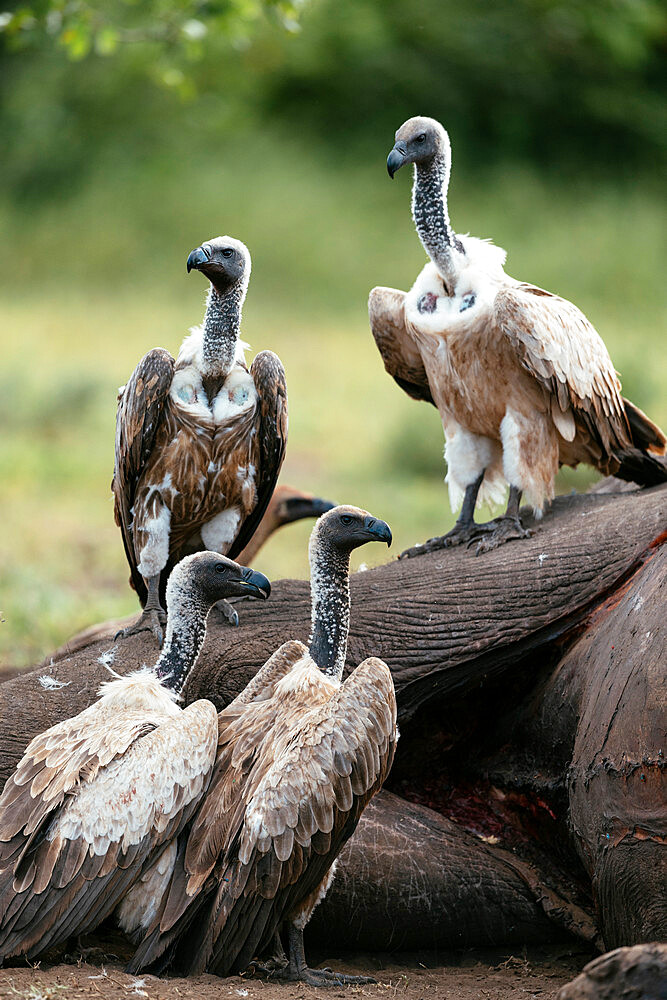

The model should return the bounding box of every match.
[129,505,397,986]
[372,116,666,554]
[113,236,287,640]
[0,553,270,964]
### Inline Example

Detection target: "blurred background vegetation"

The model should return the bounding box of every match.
[1,0,665,668]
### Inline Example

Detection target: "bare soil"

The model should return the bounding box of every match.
[0,944,593,1000]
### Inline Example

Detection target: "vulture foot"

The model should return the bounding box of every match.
[275,964,377,987]
[115,606,167,645]
[399,521,480,558]
[273,922,377,987]
[217,598,240,628]
[469,515,533,555]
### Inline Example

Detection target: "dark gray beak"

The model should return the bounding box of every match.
[187,246,210,273]
[363,516,392,547]
[387,145,406,179]
[240,566,271,600]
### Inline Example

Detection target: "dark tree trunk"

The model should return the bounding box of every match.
[0,485,665,954]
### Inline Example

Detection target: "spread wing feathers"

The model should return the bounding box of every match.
[112,349,175,603]
[0,701,217,961]
[227,641,308,710]
[228,351,288,561]
[132,657,397,976]
[495,285,631,453]
[369,287,435,405]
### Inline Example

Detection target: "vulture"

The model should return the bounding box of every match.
[235,485,335,565]
[0,552,270,964]
[113,236,287,640]
[371,116,667,554]
[130,505,397,986]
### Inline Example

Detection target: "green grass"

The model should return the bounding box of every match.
[1,135,665,668]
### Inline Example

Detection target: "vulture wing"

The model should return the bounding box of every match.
[495,284,630,453]
[228,351,288,563]
[131,657,397,976]
[0,700,217,961]
[112,349,175,603]
[227,640,308,709]
[369,286,435,405]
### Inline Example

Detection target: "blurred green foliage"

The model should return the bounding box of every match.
[1,0,666,204]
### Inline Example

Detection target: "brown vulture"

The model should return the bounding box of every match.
[113,236,287,640]
[0,552,270,964]
[371,116,666,555]
[129,506,397,987]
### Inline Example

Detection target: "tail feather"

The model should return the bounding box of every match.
[613,448,667,488]
[623,398,666,456]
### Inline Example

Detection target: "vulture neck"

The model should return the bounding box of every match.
[412,155,464,293]
[201,282,243,378]
[154,594,209,695]
[308,541,351,681]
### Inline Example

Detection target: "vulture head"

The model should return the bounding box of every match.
[387,116,450,177]
[186,236,251,294]
[273,486,336,527]
[166,551,271,614]
[311,505,392,556]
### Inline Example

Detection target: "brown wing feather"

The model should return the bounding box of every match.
[130,657,397,976]
[369,286,435,405]
[495,284,631,455]
[0,700,217,962]
[112,349,175,603]
[228,351,288,562]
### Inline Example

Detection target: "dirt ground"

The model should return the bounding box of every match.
[0,944,594,1000]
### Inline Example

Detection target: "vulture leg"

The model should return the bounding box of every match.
[115,575,167,645]
[400,472,485,559]
[471,486,533,555]
[276,923,377,987]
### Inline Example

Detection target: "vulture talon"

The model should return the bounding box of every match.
[115,607,166,646]
[472,516,533,555]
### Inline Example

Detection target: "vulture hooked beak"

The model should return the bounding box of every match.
[238,567,271,600]
[387,145,407,179]
[364,516,393,547]
[187,246,210,273]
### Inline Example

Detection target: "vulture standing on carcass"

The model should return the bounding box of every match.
[113,236,287,641]
[0,552,270,964]
[130,505,397,986]
[235,485,335,565]
[371,116,667,554]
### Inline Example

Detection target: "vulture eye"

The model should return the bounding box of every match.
[340,515,353,525]
[222,248,234,258]
[215,563,226,574]
[416,133,426,143]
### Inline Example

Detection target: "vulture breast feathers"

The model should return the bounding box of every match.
[130,647,398,977]
[113,345,287,604]
[0,672,218,961]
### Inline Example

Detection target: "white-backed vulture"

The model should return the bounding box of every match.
[372,116,666,554]
[0,552,270,964]
[235,486,335,565]
[113,236,287,640]
[130,505,397,986]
